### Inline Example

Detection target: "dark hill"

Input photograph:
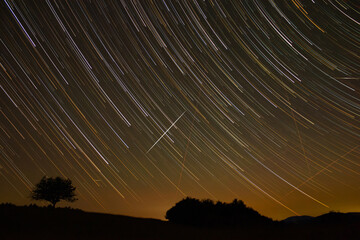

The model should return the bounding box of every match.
[282,212,360,225]
[0,203,359,240]
[282,215,314,223]
[315,212,360,224]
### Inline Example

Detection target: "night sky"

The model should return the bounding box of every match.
[1,0,359,220]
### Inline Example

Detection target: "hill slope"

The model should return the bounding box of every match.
[0,204,359,240]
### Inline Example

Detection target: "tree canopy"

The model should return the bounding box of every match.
[165,197,272,226]
[31,176,77,207]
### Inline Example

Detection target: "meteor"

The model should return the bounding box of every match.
[147,111,186,154]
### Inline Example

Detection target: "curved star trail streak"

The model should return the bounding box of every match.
[0,0,359,219]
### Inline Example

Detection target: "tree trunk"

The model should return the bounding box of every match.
[52,202,56,208]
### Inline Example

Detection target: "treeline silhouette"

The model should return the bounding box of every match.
[165,197,272,226]
[0,202,82,212]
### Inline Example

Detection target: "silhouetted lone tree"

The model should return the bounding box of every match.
[31,176,77,207]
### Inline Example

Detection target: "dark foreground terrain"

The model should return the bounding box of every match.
[0,204,359,240]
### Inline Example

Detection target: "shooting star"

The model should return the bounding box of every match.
[147,111,186,154]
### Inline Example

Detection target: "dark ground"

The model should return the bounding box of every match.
[0,204,359,240]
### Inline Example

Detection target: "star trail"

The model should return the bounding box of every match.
[0,0,359,220]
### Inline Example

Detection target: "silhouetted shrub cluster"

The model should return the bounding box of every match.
[165,197,272,226]
[0,203,83,212]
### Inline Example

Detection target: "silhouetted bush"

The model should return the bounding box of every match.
[165,197,272,226]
